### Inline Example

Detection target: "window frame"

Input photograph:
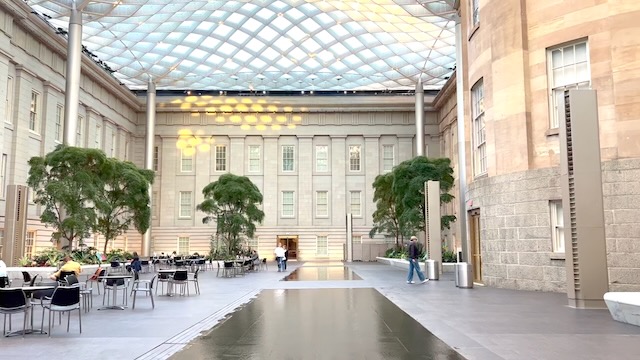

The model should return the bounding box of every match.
[5,76,13,124]
[471,0,480,27]
[248,145,261,172]
[95,123,102,149]
[110,132,116,157]
[24,230,36,259]
[215,144,227,172]
[349,190,362,217]
[382,144,394,172]
[55,104,63,143]
[316,235,328,256]
[349,145,361,172]
[153,146,159,172]
[180,148,194,172]
[315,145,329,172]
[177,236,190,255]
[76,115,83,146]
[547,41,591,129]
[550,200,565,253]
[179,191,193,219]
[281,191,295,218]
[282,145,295,172]
[471,79,487,177]
[29,91,40,132]
[0,154,6,199]
[316,190,329,217]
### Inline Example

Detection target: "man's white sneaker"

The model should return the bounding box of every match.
[421,279,429,284]
[407,281,415,284]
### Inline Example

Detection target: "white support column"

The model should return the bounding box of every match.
[455,17,471,263]
[142,78,156,257]
[63,2,82,146]
[427,180,442,273]
[415,78,425,156]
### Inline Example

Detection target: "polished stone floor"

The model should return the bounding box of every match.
[0,261,638,360]
[282,265,362,281]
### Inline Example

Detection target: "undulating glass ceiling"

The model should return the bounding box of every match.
[27,0,457,91]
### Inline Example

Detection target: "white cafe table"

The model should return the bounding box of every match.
[97,275,132,310]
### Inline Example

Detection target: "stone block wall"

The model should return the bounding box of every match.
[603,159,640,292]
[468,159,640,293]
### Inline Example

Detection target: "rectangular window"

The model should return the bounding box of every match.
[247,237,258,250]
[383,145,394,172]
[76,115,83,146]
[548,41,590,129]
[550,200,565,253]
[471,0,480,26]
[95,123,101,149]
[282,191,294,217]
[179,191,192,218]
[55,104,63,142]
[316,145,328,172]
[178,236,190,255]
[248,145,260,172]
[110,133,116,157]
[282,145,294,172]
[215,145,227,171]
[316,191,328,217]
[350,191,361,217]
[152,191,158,219]
[0,229,3,258]
[353,235,362,244]
[124,140,129,161]
[5,76,13,123]
[349,145,361,171]
[472,80,487,176]
[316,236,328,256]
[0,154,6,199]
[25,231,36,259]
[29,91,39,132]
[153,146,159,172]
[181,149,193,172]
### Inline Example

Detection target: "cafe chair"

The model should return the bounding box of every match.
[103,278,127,307]
[132,275,156,310]
[44,286,81,337]
[187,268,200,295]
[0,288,29,337]
[169,270,189,296]
[65,275,93,312]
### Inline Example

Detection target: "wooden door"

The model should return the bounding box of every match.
[469,209,482,283]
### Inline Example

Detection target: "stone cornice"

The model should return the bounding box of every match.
[432,72,456,110]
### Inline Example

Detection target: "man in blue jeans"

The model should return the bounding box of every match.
[407,236,429,284]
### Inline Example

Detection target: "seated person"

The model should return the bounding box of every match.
[49,255,82,281]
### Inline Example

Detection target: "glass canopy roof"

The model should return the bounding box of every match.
[27,0,457,91]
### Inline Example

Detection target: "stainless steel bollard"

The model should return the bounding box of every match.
[456,262,473,288]
[426,259,439,280]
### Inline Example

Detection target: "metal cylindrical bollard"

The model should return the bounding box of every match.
[456,262,473,288]
[426,259,439,280]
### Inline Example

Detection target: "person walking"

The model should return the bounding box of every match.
[274,243,286,272]
[283,245,289,270]
[407,236,428,284]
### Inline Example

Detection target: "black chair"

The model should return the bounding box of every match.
[155,272,172,295]
[169,270,189,296]
[31,286,56,332]
[0,288,29,337]
[29,274,40,287]
[21,271,32,286]
[43,286,81,337]
[187,268,200,295]
[0,277,9,288]
[58,271,76,284]
[260,258,268,271]
[132,275,156,309]
[65,275,92,312]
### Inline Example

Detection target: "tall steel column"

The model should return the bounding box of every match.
[455,18,470,263]
[415,78,425,156]
[63,1,82,146]
[142,78,156,257]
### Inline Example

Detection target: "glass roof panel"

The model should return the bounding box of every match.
[27,0,456,91]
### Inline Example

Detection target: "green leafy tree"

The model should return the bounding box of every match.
[197,173,265,258]
[93,158,154,254]
[27,145,107,249]
[369,172,404,248]
[370,156,456,247]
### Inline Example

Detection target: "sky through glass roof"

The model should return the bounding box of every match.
[27,0,457,91]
